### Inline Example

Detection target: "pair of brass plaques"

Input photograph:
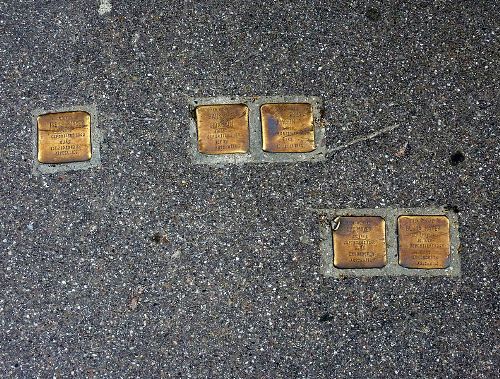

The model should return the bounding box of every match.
[333,215,450,269]
[37,111,92,164]
[195,103,315,154]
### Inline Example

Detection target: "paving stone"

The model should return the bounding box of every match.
[189,96,325,165]
[318,207,461,278]
[31,105,102,175]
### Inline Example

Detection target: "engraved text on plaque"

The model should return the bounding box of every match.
[398,215,451,269]
[261,103,315,153]
[333,216,387,269]
[37,111,92,164]
[196,104,249,154]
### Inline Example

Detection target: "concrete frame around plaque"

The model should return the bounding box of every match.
[316,207,461,278]
[188,96,325,165]
[32,105,102,174]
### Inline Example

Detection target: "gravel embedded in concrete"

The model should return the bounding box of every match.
[0,1,498,377]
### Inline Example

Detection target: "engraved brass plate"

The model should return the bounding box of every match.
[196,104,249,154]
[398,216,451,269]
[333,216,387,269]
[261,103,315,153]
[37,111,91,164]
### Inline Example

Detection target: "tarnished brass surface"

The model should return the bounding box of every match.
[261,103,315,153]
[196,104,249,154]
[398,216,450,269]
[333,216,387,269]
[37,111,91,164]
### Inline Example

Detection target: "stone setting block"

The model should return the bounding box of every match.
[317,207,461,278]
[333,216,387,269]
[261,103,314,153]
[32,105,101,174]
[188,96,324,165]
[196,104,249,154]
[398,215,451,269]
[37,111,91,164]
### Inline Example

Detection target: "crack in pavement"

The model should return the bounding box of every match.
[327,123,402,154]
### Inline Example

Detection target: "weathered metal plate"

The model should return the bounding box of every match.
[37,111,92,164]
[196,104,249,154]
[261,103,315,153]
[332,216,387,269]
[398,215,451,269]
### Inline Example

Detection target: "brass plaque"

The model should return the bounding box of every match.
[333,216,387,269]
[196,104,249,154]
[398,216,451,269]
[37,111,91,164]
[261,103,315,153]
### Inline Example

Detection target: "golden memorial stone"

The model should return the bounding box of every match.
[195,104,249,154]
[260,103,315,153]
[37,111,92,164]
[333,216,387,269]
[398,215,451,269]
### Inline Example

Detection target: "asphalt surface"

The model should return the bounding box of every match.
[1,1,499,378]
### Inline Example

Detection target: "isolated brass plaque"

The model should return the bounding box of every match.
[196,104,249,154]
[333,216,387,269]
[37,111,91,164]
[398,216,450,269]
[261,103,315,153]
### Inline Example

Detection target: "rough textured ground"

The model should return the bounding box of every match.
[0,1,498,378]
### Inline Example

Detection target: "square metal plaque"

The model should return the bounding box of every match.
[261,103,315,153]
[318,207,460,278]
[398,215,451,269]
[189,96,324,164]
[332,216,387,269]
[37,111,91,164]
[196,104,249,154]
